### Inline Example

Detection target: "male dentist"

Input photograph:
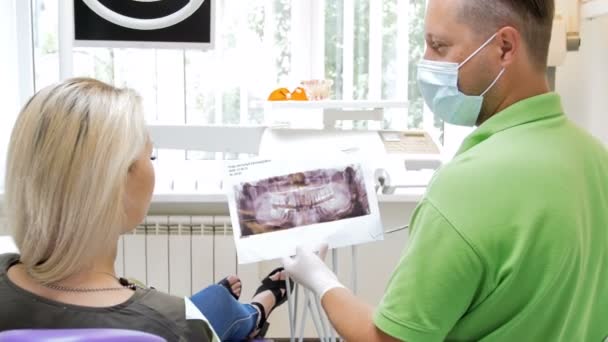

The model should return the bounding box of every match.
[283,0,608,341]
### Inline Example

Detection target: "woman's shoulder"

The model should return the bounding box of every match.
[134,288,219,341]
[134,288,186,319]
[0,254,19,275]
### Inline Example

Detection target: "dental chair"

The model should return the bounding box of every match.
[0,329,166,342]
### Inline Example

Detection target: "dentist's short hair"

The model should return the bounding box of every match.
[4,78,148,284]
[459,0,555,69]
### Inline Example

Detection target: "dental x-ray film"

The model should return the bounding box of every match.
[225,158,383,264]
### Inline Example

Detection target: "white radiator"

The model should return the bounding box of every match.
[117,215,240,298]
[118,214,302,338]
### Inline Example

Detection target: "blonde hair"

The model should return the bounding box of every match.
[5,78,148,284]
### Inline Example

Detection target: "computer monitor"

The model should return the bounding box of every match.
[73,0,214,50]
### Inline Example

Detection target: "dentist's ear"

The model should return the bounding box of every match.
[497,26,520,68]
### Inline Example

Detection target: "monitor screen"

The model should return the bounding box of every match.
[73,0,214,49]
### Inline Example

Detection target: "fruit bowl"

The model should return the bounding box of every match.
[300,79,333,101]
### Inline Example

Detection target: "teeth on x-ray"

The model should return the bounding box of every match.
[235,165,372,237]
[271,186,335,210]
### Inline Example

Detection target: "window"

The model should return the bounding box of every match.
[27,0,453,190]
[32,0,436,129]
[33,0,293,126]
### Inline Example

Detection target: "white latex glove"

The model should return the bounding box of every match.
[282,244,345,299]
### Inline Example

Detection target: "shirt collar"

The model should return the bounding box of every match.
[456,92,564,156]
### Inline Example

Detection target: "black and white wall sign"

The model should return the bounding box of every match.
[74,0,214,49]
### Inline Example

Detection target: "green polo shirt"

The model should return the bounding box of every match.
[374,93,608,341]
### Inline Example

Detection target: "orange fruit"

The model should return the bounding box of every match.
[290,87,308,101]
[268,87,291,101]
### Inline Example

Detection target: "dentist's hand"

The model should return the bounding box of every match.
[282,244,345,299]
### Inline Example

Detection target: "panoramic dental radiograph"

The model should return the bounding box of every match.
[235,165,371,237]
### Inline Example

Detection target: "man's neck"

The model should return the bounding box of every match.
[477,74,550,126]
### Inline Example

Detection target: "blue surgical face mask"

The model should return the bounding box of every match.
[417,33,506,127]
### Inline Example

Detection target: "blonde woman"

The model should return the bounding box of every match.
[0,78,291,341]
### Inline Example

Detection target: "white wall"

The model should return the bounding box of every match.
[557,15,608,145]
[0,0,20,193]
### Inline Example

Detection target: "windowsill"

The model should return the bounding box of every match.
[0,188,426,214]
[147,189,425,215]
[151,188,426,204]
